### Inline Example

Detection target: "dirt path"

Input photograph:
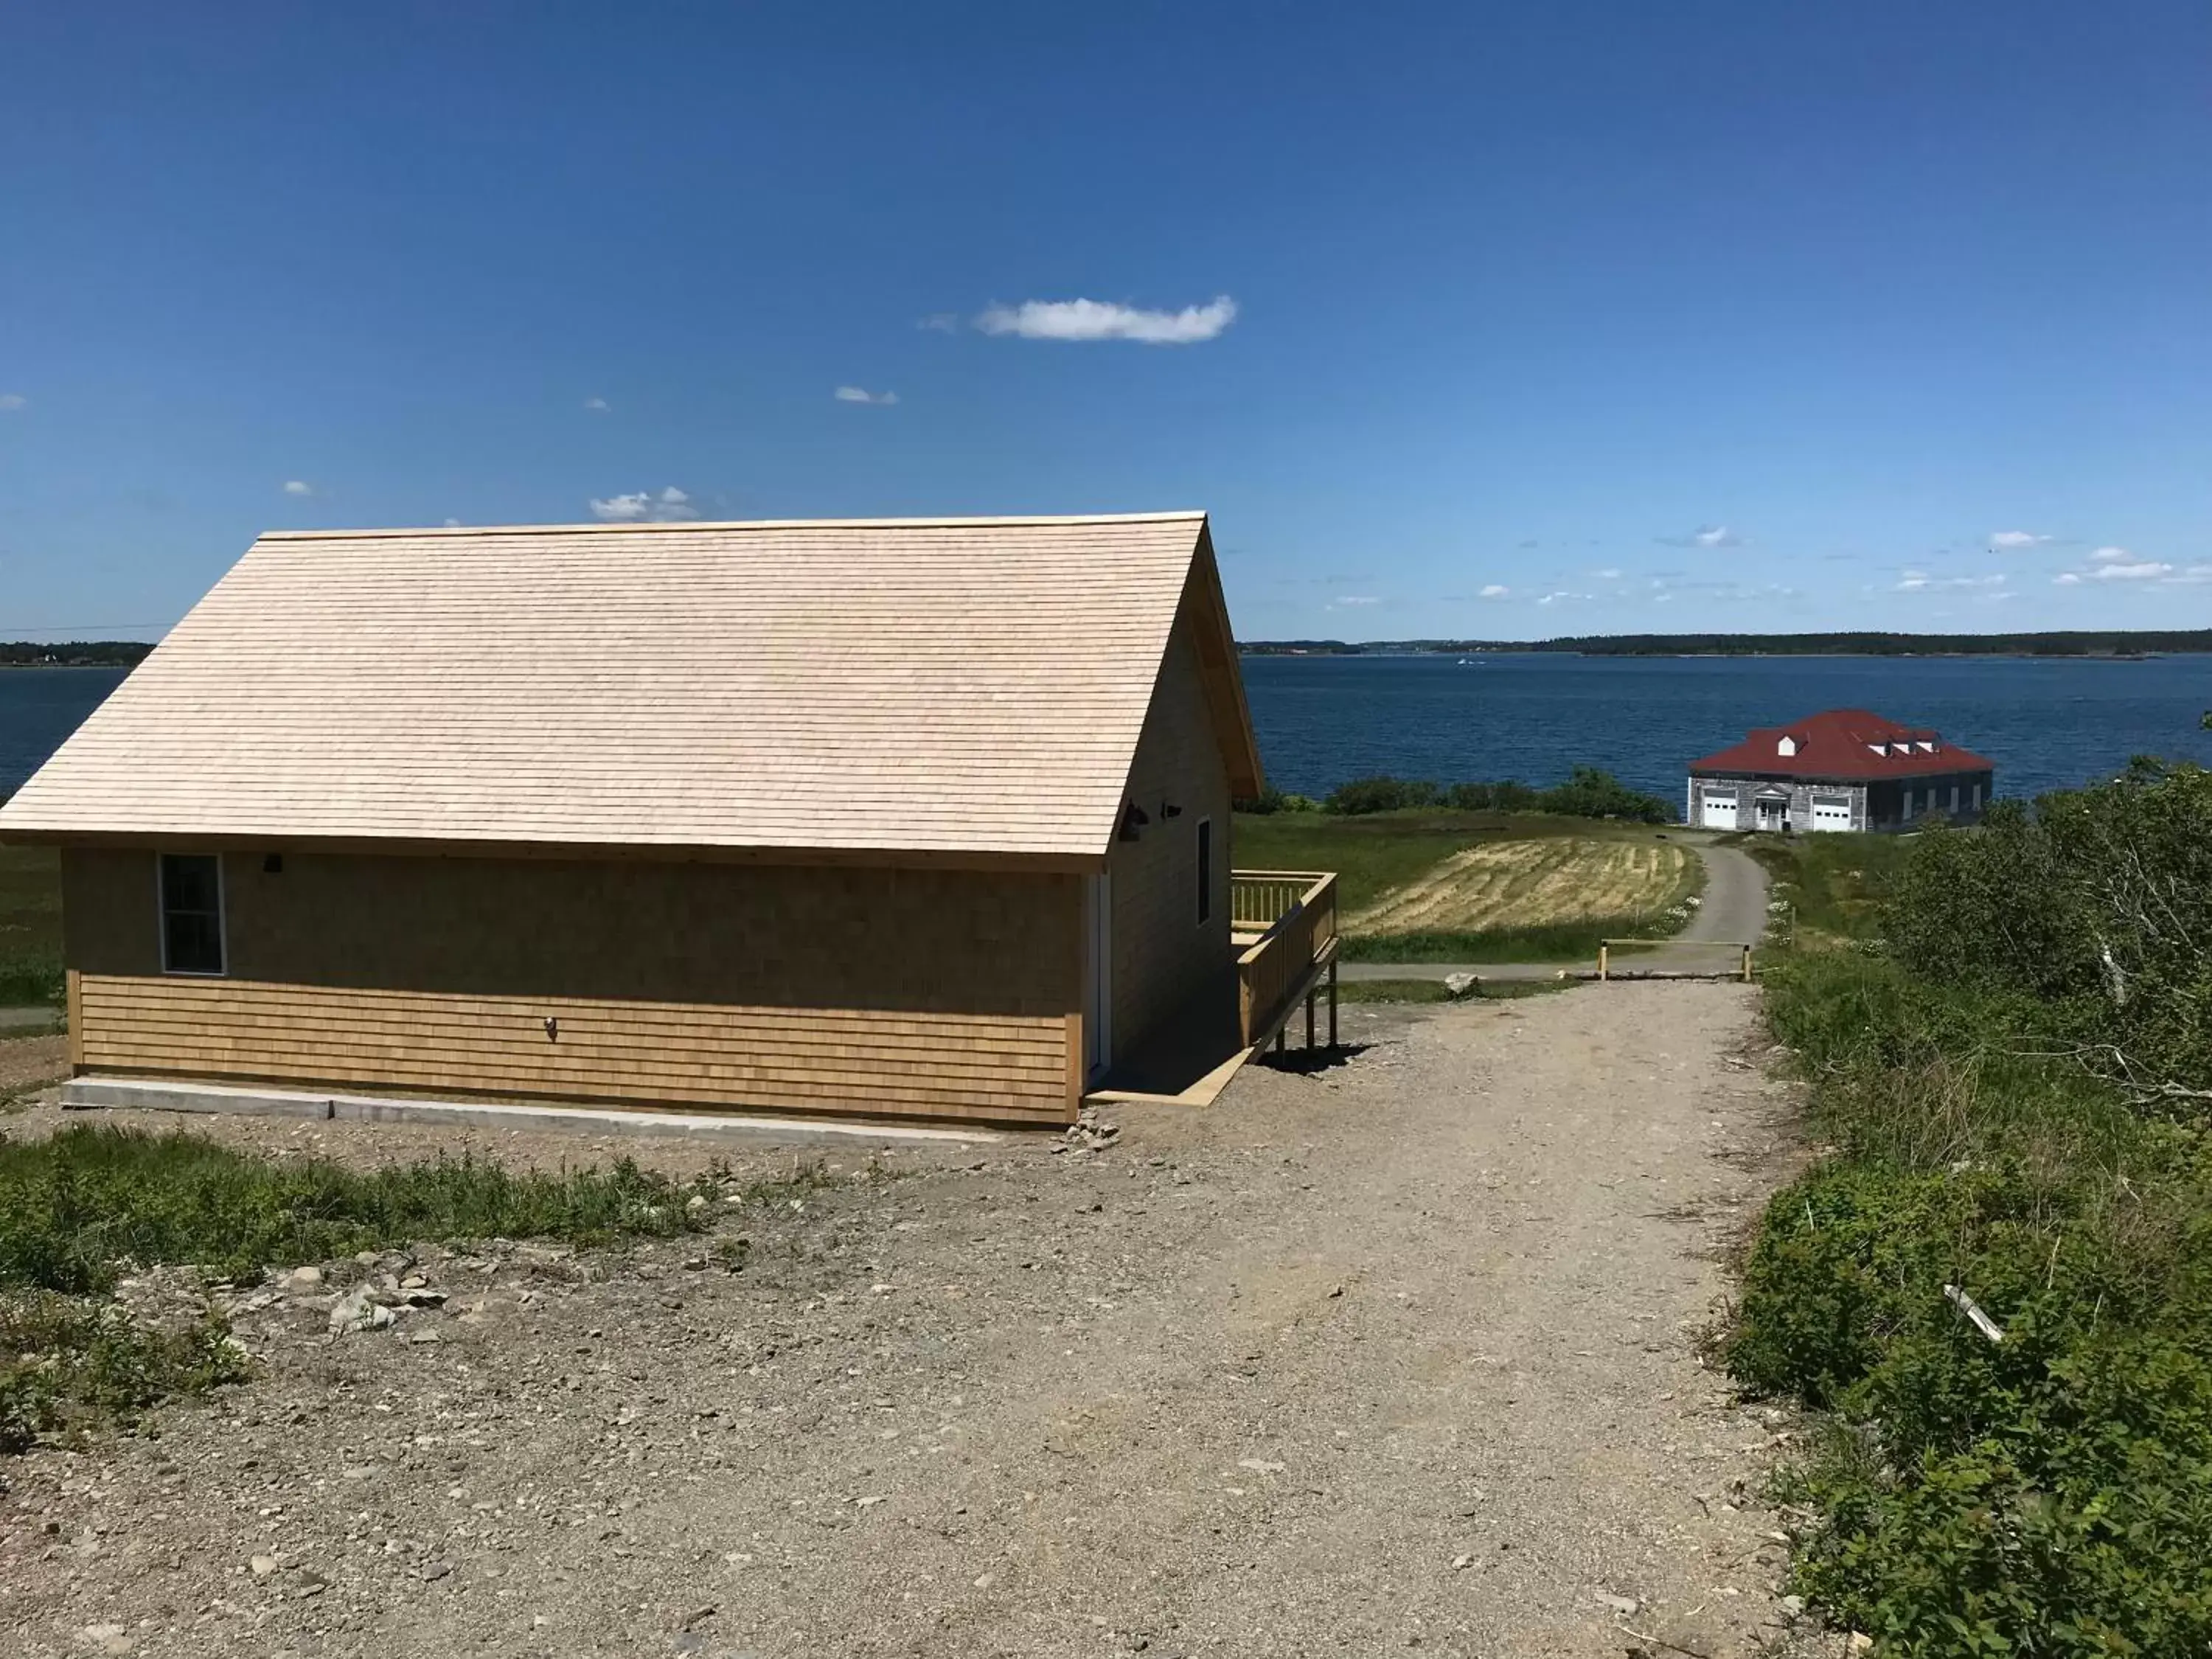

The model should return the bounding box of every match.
[1,984,1829,1659]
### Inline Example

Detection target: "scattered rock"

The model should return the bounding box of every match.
[1596,1592,1640,1615]
[282,1265,324,1290]
[329,1287,395,1335]
[420,1560,453,1582]
[1442,972,1481,999]
[249,1554,279,1577]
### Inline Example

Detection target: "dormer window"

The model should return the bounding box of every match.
[1776,735,1798,757]
[1868,742,1888,757]
[1916,740,1935,753]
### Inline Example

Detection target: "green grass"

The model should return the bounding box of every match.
[0,1122,790,1452]
[1741,830,1913,947]
[1339,914,1677,963]
[1,1290,247,1451]
[0,846,62,1006]
[0,1122,728,1295]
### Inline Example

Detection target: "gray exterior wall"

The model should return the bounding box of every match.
[1687,769,1992,833]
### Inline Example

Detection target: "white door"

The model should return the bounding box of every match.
[1809,796,1853,832]
[1084,873,1112,1079]
[1753,796,1789,831]
[1700,792,1738,830]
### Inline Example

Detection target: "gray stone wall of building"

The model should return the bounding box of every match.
[1688,768,1992,833]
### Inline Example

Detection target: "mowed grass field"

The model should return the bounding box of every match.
[0,845,63,1006]
[1345,838,1693,933]
[1233,809,1703,962]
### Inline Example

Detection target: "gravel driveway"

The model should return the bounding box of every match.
[1,982,1835,1658]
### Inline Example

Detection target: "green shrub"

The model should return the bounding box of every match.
[1233,788,1319,814]
[0,1290,248,1451]
[0,1123,719,1295]
[1534,765,1672,824]
[1733,790,2212,1653]
[1325,776,1443,815]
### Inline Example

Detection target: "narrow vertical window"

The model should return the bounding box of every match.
[159,854,226,975]
[1195,818,1213,925]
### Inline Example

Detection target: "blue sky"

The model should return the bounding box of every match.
[2,1,2208,642]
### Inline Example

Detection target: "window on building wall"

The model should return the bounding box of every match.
[1972,782,1984,811]
[159,853,226,975]
[1195,819,1212,925]
[1950,784,1960,813]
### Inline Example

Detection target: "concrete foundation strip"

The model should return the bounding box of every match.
[59,1076,1003,1147]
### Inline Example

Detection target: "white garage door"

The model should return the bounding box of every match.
[1700,793,1739,830]
[1809,796,1852,832]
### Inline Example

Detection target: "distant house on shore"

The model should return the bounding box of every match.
[1686,709,1994,833]
[0,512,1297,1128]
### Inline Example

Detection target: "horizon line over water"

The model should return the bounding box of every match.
[1241,652,2212,805]
[6,654,2211,813]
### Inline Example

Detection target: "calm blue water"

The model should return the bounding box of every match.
[0,669,131,798]
[4,657,2211,811]
[1242,653,2212,805]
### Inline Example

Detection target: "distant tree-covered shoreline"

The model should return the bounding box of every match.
[0,641,153,668]
[1240,629,2212,658]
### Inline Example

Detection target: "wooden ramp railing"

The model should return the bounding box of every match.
[1233,870,1338,1047]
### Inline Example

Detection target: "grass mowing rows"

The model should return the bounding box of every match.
[1235,808,1705,961]
[1728,824,2212,1655]
[0,1123,754,1450]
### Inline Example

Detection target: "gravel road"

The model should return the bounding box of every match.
[1,982,1837,1659]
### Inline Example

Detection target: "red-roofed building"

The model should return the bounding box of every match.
[1686,709,1995,833]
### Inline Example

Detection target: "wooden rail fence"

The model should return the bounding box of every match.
[1232,870,1338,1047]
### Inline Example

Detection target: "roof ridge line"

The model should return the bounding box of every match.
[259,510,1210,543]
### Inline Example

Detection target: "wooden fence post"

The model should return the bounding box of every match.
[1599,943,1610,981]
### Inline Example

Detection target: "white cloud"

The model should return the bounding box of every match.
[1534,590,1590,607]
[2160,563,2212,586]
[0,392,26,411]
[1592,567,1623,580]
[442,518,462,528]
[1332,595,1380,606]
[975,294,1238,345]
[589,485,698,523]
[1987,529,2050,550]
[1896,571,2006,592]
[583,396,611,412]
[1478,584,1511,599]
[2054,557,2173,584]
[1658,524,1746,549]
[281,479,315,497]
[834,386,899,406]
[917,313,961,333]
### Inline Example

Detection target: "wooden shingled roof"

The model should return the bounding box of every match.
[0,512,1262,866]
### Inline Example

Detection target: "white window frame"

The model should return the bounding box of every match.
[156,852,229,977]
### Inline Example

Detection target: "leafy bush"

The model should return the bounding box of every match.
[1324,776,1442,815]
[1326,768,1670,821]
[1731,770,2212,1652]
[1887,762,2212,1099]
[1535,766,1672,824]
[0,1123,717,1295]
[1233,787,1320,814]
[1443,779,1537,811]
